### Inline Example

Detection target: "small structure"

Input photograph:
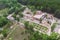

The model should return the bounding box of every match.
[35,11,42,15]
[33,11,46,20]
[23,8,33,21]
[7,13,14,21]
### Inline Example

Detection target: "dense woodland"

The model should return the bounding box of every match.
[18,0,60,18]
[0,0,60,18]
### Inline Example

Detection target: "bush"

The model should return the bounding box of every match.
[51,23,57,32]
[54,10,60,18]
[0,16,9,27]
[2,29,8,37]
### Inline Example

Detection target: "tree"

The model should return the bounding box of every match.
[2,29,8,37]
[51,23,57,32]
[0,16,9,27]
[48,32,58,40]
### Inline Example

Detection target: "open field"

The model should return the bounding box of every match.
[6,24,29,40]
[0,8,9,16]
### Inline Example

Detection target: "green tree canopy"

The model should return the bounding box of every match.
[0,16,9,27]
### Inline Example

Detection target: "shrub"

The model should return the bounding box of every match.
[0,16,9,27]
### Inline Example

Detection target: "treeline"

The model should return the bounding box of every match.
[0,0,60,18]
[0,0,22,28]
[18,0,60,18]
[0,0,22,14]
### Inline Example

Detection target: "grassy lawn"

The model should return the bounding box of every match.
[0,8,9,16]
[51,23,57,32]
[7,24,29,40]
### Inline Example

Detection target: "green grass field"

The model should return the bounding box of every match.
[0,8,9,16]
[6,24,29,40]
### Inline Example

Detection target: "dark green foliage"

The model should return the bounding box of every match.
[39,18,43,23]
[18,0,60,18]
[24,21,34,34]
[0,0,22,14]
[8,7,15,14]
[0,16,9,27]
[0,0,18,8]
[18,13,23,18]
[27,30,59,40]
[54,10,60,18]
[0,4,7,10]
[48,32,58,40]
[51,23,57,32]
[18,0,28,5]
[2,29,9,37]
[19,7,26,12]
[24,21,29,29]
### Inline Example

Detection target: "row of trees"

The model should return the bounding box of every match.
[0,0,22,14]
[18,0,60,18]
